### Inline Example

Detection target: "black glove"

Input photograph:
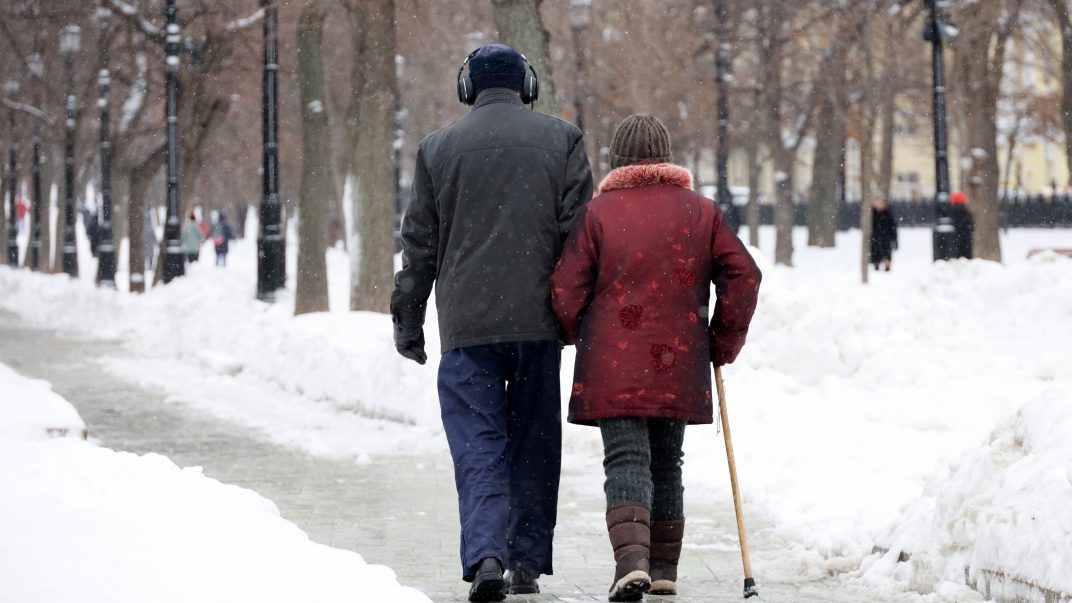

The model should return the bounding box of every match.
[393,319,427,365]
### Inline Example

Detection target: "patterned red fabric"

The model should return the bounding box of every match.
[551,162,761,425]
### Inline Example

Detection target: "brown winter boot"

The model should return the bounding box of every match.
[606,503,652,602]
[649,519,685,595]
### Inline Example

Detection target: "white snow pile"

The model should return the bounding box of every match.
[859,390,1072,600]
[0,362,430,603]
[0,363,85,441]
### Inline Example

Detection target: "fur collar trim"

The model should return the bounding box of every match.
[598,162,694,195]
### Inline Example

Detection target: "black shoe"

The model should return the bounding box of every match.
[469,558,506,602]
[504,569,540,595]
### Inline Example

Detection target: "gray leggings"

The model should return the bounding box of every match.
[599,417,686,521]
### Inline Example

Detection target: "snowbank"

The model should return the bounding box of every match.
[0,363,85,441]
[0,362,430,603]
[860,391,1072,599]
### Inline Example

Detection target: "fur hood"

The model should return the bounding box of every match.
[597,162,694,195]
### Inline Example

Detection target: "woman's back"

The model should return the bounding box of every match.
[552,162,760,425]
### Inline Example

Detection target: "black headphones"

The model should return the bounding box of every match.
[456,47,540,107]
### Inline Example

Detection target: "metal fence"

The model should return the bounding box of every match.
[738,195,1072,229]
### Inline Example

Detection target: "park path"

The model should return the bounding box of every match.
[0,310,905,603]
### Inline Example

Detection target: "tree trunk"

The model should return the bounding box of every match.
[125,146,165,293]
[1,159,7,266]
[807,91,842,248]
[877,89,896,201]
[490,0,560,116]
[952,0,1014,262]
[295,0,333,316]
[746,142,761,248]
[39,148,54,273]
[773,149,795,266]
[126,171,149,293]
[348,0,398,313]
[757,5,794,266]
[1049,0,1072,185]
[50,150,66,273]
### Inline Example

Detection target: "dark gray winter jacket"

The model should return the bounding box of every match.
[391,88,593,353]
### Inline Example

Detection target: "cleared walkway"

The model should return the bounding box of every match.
[0,311,905,602]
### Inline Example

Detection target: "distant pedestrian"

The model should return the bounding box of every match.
[143,212,158,272]
[552,115,761,601]
[211,211,235,267]
[181,210,205,263]
[950,190,974,259]
[870,197,898,271]
[87,214,101,258]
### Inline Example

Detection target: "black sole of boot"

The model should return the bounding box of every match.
[469,578,506,602]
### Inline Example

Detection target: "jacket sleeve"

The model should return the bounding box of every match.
[390,147,438,328]
[710,211,762,366]
[551,205,598,345]
[557,130,594,242]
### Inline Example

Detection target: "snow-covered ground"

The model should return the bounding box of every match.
[0,362,430,603]
[2,220,1070,600]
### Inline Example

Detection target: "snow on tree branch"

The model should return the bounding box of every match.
[107,0,163,41]
[226,8,265,32]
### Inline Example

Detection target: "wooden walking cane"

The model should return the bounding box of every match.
[715,366,758,598]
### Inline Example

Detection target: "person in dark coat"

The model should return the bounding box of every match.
[950,190,975,259]
[870,196,898,271]
[551,115,761,601]
[211,211,235,267]
[390,44,593,602]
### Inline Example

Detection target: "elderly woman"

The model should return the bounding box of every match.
[552,114,761,601]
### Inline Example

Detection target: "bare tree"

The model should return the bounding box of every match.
[807,33,849,249]
[347,0,399,313]
[950,0,1023,261]
[490,0,560,116]
[1046,0,1072,185]
[294,0,334,315]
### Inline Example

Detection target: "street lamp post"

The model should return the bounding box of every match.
[96,4,116,288]
[60,25,81,278]
[568,0,591,134]
[27,54,44,271]
[4,79,18,268]
[161,0,185,283]
[713,0,739,235]
[256,0,285,302]
[927,1,957,261]
[900,0,957,260]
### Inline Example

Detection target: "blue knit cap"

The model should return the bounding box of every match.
[469,44,526,95]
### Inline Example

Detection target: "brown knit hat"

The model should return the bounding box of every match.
[610,114,672,169]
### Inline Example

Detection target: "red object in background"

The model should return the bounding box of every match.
[551,162,762,426]
[15,198,27,220]
[950,190,968,204]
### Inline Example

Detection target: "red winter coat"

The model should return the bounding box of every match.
[551,162,761,425]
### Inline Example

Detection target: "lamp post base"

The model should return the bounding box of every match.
[162,248,185,283]
[97,243,117,288]
[29,241,40,271]
[62,247,78,277]
[256,233,285,302]
[932,202,956,262]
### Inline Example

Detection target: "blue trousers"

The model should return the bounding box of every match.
[438,341,562,581]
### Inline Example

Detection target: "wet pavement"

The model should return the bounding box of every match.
[0,310,904,602]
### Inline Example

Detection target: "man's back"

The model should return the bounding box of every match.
[393,88,593,352]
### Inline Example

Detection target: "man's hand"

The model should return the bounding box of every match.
[393,319,428,365]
